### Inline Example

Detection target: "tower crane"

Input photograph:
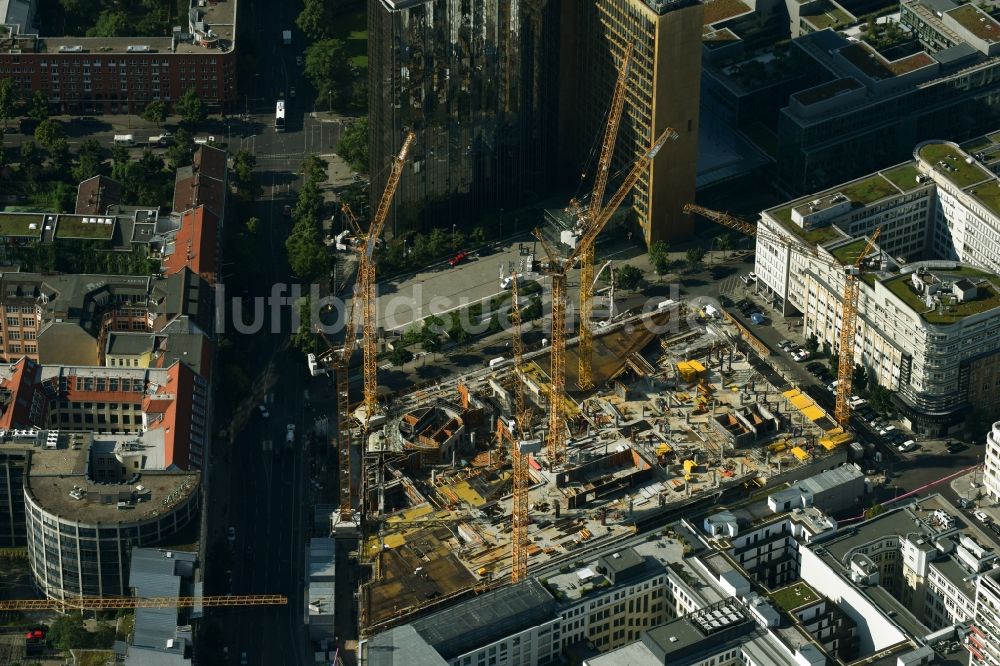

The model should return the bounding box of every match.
[0,594,287,612]
[834,230,880,426]
[577,43,634,390]
[682,204,880,426]
[507,271,532,583]
[318,131,415,522]
[535,127,677,464]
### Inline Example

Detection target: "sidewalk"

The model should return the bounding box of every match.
[951,467,991,513]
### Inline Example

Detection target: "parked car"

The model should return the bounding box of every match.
[779,340,794,351]
[958,497,972,509]
[282,204,292,217]
[897,440,916,453]
[289,86,296,98]
[975,509,991,523]
[792,349,811,361]
[258,405,270,419]
[241,652,248,665]
[947,442,967,454]
[749,312,765,325]
[990,521,1000,536]
[747,272,758,282]
[227,526,236,543]
[296,55,303,66]
[449,250,469,267]
[878,425,896,436]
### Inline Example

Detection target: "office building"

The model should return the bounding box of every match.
[558,0,704,246]
[368,0,703,246]
[124,548,199,665]
[971,567,1000,666]
[776,27,1000,195]
[367,0,561,236]
[0,0,238,114]
[757,137,1000,433]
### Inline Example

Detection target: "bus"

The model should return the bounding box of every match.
[275,100,285,132]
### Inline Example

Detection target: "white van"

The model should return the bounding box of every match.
[113,134,135,146]
[488,357,505,369]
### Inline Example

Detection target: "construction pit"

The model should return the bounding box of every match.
[357,307,851,635]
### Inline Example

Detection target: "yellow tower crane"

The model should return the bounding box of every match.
[0,595,287,612]
[577,43,634,390]
[834,230,880,426]
[535,127,677,464]
[682,204,880,426]
[319,131,415,521]
[507,271,533,583]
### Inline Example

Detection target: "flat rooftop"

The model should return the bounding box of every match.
[702,0,752,25]
[918,142,991,188]
[792,78,862,106]
[883,266,1000,324]
[21,0,235,55]
[0,213,44,238]
[12,432,199,524]
[946,4,1000,42]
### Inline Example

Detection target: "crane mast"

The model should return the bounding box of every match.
[508,272,530,583]
[535,127,676,464]
[360,131,415,425]
[835,229,880,426]
[579,43,634,390]
[324,132,414,521]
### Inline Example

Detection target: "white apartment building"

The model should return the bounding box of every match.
[756,138,1000,434]
[970,567,1000,666]
[986,421,1000,503]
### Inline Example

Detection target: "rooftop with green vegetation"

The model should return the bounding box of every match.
[768,206,845,246]
[802,4,852,30]
[840,174,900,205]
[771,582,820,611]
[0,213,44,238]
[703,0,752,24]
[881,163,925,192]
[966,180,1000,218]
[54,215,116,240]
[946,4,1000,42]
[883,267,1000,324]
[918,142,991,188]
[829,238,872,266]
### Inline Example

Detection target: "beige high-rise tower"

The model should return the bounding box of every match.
[559,0,704,246]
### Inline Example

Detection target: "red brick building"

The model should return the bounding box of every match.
[0,0,238,114]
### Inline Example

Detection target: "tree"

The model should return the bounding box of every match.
[175,87,206,126]
[615,264,643,291]
[34,119,65,149]
[87,9,129,37]
[0,77,17,129]
[231,150,260,199]
[72,138,105,183]
[805,333,819,355]
[48,139,71,176]
[141,100,167,127]
[852,363,868,392]
[285,226,329,282]
[304,39,351,110]
[18,140,40,183]
[864,502,886,519]
[49,181,74,213]
[828,353,839,374]
[165,127,194,169]
[685,246,706,272]
[716,234,732,259]
[869,384,894,415]
[246,216,261,236]
[26,90,49,122]
[47,613,90,650]
[302,154,329,187]
[292,297,316,355]
[296,0,334,40]
[338,117,369,173]
[422,334,441,355]
[388,347,414,366]
[470,227,487,247]
[649,240,670,275]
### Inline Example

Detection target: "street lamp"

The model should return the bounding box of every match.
[452,224,457,248]
[499,208,504,240]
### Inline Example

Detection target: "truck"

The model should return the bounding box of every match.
[113,134,135,146]
[147,132,173,146]
[282,30,291,45]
